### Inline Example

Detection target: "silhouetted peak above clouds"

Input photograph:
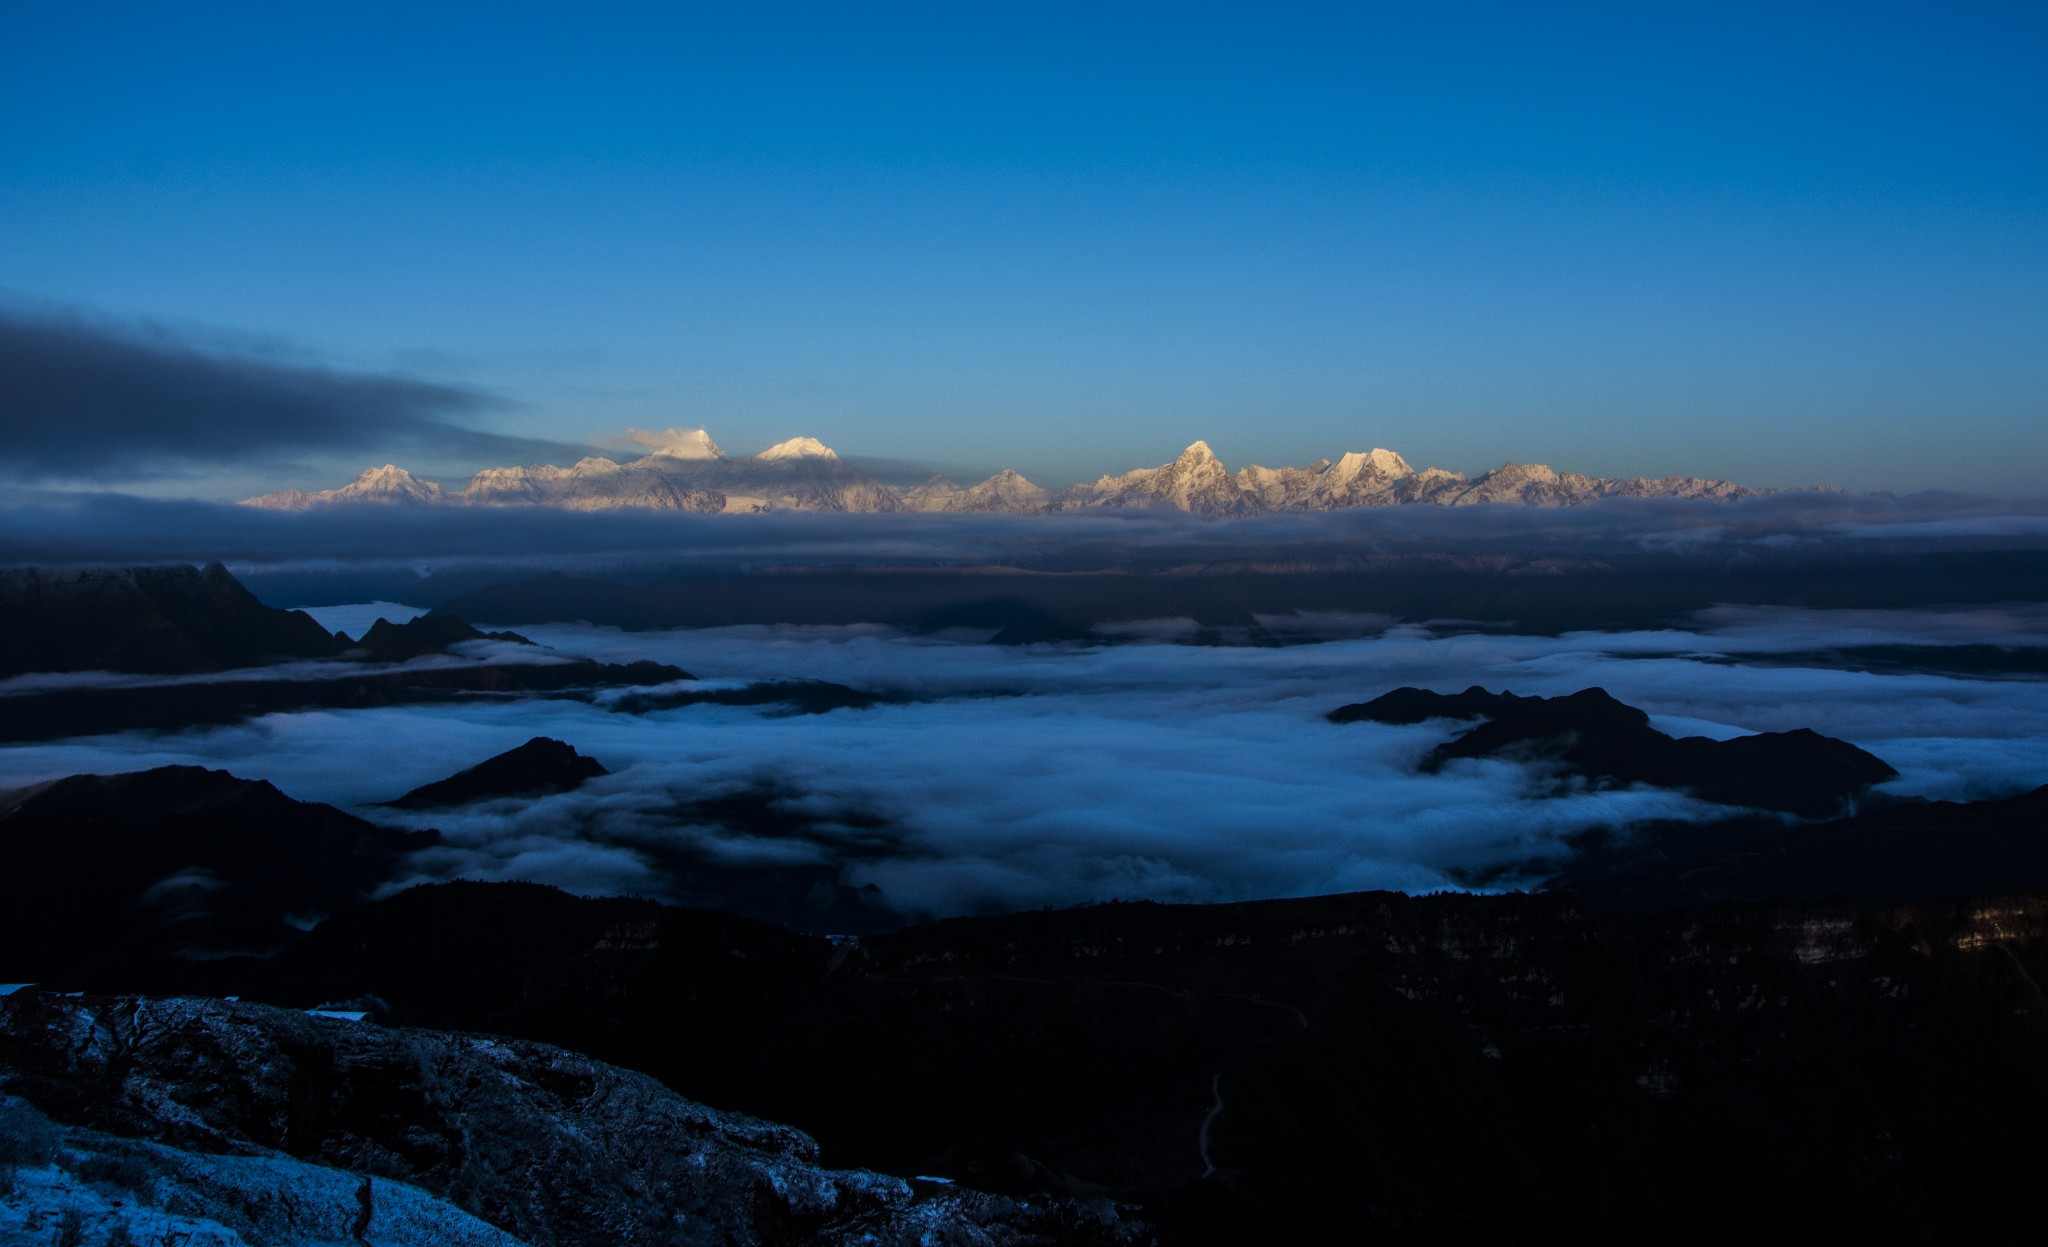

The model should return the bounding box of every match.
[382,736,607,809]
[1331,685,1898,818]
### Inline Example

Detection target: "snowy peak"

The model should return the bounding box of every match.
[1059,440,1254,514]
[1327,448,1413,481]
[347,465,440,498]
[756,436,838,462]
[631,427,726,460]
[243,464,443,509]
[903,467,1051,513]
[242,429,1770,517]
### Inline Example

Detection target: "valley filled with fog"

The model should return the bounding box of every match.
[9,602,2043,925]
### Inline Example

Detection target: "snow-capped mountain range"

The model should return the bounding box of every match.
[244,429,1763,516]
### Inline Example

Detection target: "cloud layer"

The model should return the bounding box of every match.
[4,605,2042,922]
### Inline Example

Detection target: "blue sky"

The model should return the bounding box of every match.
[4,1,2044,493]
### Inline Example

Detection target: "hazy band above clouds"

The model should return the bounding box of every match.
[3,485,2047,577]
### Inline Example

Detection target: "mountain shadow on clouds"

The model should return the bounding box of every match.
[1330,686,1897,817]
[382,737,608,808]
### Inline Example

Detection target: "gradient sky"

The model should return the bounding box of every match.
[4,1,2045,493]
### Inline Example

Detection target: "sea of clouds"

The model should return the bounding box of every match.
[3,603,2044,921]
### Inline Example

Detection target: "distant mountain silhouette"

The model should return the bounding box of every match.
[0,562,343,676]
[345,612,534,661]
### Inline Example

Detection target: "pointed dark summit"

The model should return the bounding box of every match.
[384,738,609,808]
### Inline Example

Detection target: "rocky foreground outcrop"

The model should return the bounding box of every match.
[0,993,1142,1247]
[96,878,2048,1246]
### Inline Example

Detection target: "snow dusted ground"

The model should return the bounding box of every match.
[0,1101,520,1247]
[0,995,1138,1247]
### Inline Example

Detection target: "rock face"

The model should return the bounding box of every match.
[0,767,436,979]
[138,880,2048,1245]
[902,469,1053,513]
[384,737,608,808]
[0,1090,520,1247]
[243,430,1766,517]
[0,562,344,677]
[1329,685,1898,817]
[1056,442,1259,516]
[0,993,1142,1247]
[459,456,727,512]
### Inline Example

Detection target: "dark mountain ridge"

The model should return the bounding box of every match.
[0,766,435,979]
[0,650,691,743]
[1331,685,1898,817]
[383,736,608,808]
[0,562,342,677]
[0,564,693,742]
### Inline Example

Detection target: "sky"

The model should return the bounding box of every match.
[4,1,2046,495]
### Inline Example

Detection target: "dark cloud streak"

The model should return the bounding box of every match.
[0,306,591,482]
